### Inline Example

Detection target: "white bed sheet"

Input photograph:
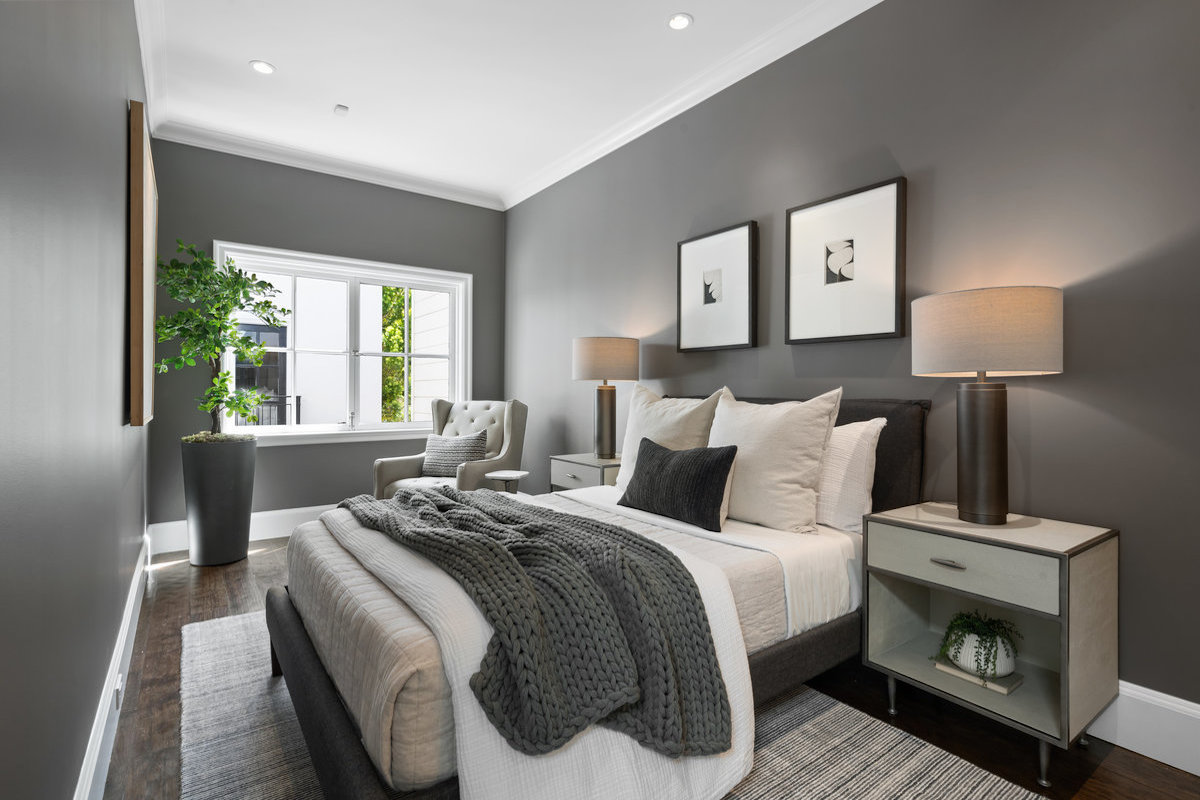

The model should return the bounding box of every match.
[534,485,862,635]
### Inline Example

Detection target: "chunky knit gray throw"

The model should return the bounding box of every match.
[339,487,732,758]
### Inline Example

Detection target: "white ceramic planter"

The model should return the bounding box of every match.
[950,632,1016,678]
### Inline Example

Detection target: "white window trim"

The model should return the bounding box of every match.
[213,240,473,445]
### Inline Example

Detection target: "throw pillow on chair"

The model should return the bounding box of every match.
[422,430,488,477]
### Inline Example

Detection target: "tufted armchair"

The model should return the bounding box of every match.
[373,399,528,499]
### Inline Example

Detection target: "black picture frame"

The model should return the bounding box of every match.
[677,220,758,352]
[784,177,906,344]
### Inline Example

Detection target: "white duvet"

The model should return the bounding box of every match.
[320,505,755,800]
[546,485,861,634]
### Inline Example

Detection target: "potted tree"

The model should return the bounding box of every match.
[935,609,1022,684]
[156,241,287,566]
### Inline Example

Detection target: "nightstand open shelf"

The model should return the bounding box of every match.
[867,598,1062,740]
[864,502,1118,788]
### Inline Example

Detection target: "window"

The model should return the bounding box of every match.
[214,241,471,444]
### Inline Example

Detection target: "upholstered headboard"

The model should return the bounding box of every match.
[683,396,930,512]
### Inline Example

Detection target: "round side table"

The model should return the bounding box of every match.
[485,469,529,493]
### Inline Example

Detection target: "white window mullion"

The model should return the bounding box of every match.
[290,277,300,426]
[405,287,413,422]
[348,277,360,430]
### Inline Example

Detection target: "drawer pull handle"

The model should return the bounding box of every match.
[930,557,966,570]
[565,472,579,480]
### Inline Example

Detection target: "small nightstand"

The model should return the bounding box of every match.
[549,453,621,491]
[863,502,1118,788]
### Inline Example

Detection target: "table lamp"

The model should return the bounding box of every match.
[572,337,639,459]
[912,286,1063,524]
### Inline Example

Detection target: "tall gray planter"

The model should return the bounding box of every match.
[181,438,256,566]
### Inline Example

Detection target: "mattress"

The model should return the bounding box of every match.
[286,491,859,791]
[287,521,456,790]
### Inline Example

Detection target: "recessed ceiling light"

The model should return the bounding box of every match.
[668,12,693,30]
[249,60,276,75]
[333,104,350,117]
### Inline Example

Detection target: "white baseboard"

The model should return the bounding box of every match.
[147,504,335,557]
[1089,680,1200,776]
[74,535,149,800]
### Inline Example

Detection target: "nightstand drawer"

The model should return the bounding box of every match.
[550,459,604,489]
[867,521,1060,614]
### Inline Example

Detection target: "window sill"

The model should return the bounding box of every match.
[250,427,432,447]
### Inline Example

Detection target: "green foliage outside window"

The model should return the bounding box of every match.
[381,286,411,422]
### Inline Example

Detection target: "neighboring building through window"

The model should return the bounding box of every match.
[214,241,471,442]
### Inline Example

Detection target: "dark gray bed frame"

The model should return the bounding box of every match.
[265,398,930,800]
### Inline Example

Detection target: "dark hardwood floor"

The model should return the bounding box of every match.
[104,539,290,800]
[104,539,1200,800]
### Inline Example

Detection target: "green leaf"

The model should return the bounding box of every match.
[154,242,288,424]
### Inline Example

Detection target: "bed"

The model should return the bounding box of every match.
[265,397,929,800]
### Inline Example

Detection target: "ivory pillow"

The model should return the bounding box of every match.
[816,417,887,533]
[708,388,843,531]
[614,385,725,491]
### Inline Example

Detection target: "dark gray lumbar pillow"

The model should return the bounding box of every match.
[618,437,737,532]
[422,430,488,477]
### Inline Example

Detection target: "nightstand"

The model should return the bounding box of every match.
[549,453,621,491]
[863,502,1118,788]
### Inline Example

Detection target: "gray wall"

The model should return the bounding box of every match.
[0,1,148,797]
[148,142,506,523]
[506,0,1200,703]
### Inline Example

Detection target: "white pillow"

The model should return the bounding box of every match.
[614,385,725,492]
[817,418,887,534]
[708,387,843,531]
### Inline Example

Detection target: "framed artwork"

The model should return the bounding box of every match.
[129,99,158,426]
[677,220,758,351]
[785,177,906,344]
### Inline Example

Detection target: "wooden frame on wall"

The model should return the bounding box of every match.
[677,220,758,352]
[129,99,158,426]
[785,177,906,344]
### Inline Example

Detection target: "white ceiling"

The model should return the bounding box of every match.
[136,0,882,210]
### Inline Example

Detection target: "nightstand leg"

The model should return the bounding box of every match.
[1037,739,1052,788]
[887,675,897,716]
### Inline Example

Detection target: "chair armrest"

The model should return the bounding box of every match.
[456,400,528,491]
[373,454,425,498]
[455,455,510,491]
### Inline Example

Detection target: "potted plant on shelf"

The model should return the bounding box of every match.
[156,241,287,566]
[935,610,1022,684]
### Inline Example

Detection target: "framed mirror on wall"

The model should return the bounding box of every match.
[129,99,158,426]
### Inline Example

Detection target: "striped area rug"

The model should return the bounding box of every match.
[181,613,1039,799]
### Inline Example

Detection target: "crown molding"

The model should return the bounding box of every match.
[132,0,881,211]
[501,0,885,208]
[132,0,168,127]
[152,118,507,211]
